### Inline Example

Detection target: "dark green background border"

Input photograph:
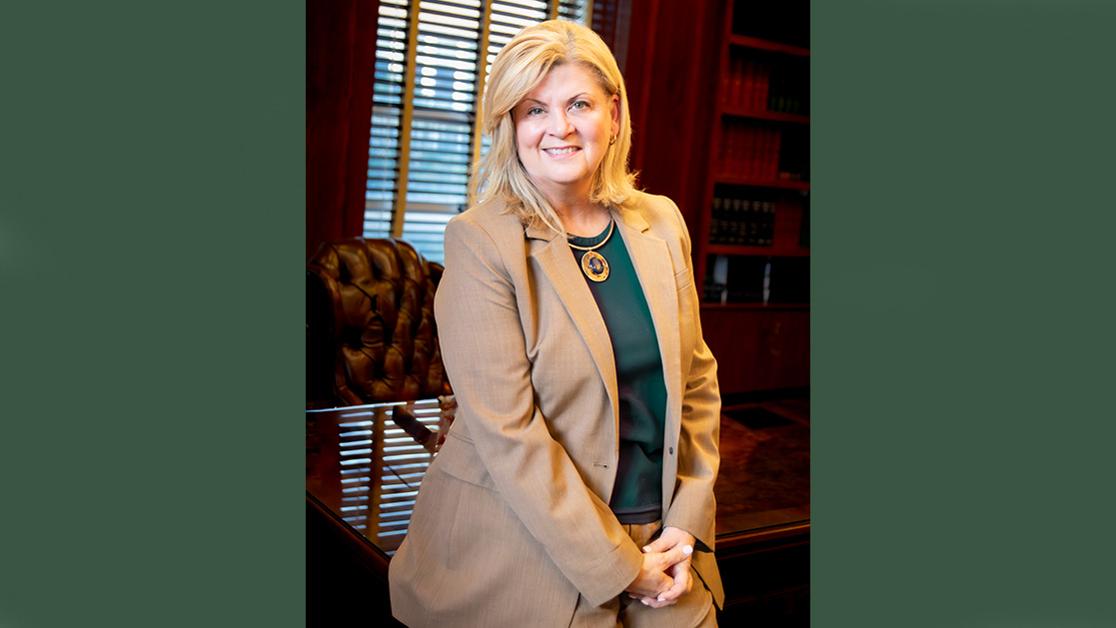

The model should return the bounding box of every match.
[812,0,1116,625]
[3,1,1114,626]
[2,2,304,626]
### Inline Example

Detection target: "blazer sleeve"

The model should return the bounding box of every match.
[433,216,644,607]
[662,200,722,553]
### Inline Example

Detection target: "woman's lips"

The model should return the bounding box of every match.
[543,146,581,159]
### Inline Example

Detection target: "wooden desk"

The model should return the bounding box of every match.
[307,401,809,626]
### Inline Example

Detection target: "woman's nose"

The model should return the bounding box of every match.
[547,110,574,137]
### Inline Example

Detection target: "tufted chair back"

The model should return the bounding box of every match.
[307,238,453,414]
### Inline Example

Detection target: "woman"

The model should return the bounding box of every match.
[389,20,722,627]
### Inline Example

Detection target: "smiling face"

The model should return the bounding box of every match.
[513,62,619,204]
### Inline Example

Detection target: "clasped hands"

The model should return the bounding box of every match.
[623,526,695,608]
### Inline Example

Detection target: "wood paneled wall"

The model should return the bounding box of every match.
[306,0,380,260]
[619,0,723,244]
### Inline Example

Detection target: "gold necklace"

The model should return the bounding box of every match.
[567,220,614,282]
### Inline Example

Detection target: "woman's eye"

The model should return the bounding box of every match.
[527,106,544,116]
[571,100,589,110]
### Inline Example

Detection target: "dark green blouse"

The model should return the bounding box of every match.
[568,220,667,525]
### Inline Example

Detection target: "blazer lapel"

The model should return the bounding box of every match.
[527,223,621,443]
[614,208,684,511]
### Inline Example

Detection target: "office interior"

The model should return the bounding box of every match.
[306,0,809,625]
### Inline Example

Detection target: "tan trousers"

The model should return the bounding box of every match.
[569,521,717,628]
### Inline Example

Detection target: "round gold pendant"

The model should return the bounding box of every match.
[580,250,610,282]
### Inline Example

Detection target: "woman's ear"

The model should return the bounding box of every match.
[610,94,620,137]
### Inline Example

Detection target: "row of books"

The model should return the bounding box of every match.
[710,197,776,246]
[702,255,809,304]
[719,123,782,180]
[720,58,808,116]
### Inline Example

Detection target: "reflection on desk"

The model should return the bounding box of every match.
[306,398,809,556]
[306,400,447,556]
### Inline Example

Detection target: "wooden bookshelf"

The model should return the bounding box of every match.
[706,244,809,257]
[712,175,810,190]
[701,302,810,311]
[696,0,810,394]
[722,107,810,125]
[728,34,810,57]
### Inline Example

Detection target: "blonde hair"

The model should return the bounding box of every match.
[470,20,638,235]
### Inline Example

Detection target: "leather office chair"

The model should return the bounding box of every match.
[307,237,454,452]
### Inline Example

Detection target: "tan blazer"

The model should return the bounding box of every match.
[389,191,722,627]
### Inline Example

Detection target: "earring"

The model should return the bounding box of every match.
[608,135,617,146]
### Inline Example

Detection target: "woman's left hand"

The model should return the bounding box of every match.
[628,526,695,608]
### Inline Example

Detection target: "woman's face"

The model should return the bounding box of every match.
[513,63,619,203]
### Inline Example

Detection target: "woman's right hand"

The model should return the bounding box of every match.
[624,545,690,598]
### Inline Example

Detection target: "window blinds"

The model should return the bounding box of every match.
[364,0,590,264]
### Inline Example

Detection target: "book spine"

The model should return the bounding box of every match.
[756,62,769,113]
[741,60,754,112]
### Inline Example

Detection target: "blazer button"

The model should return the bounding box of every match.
[668,447,674,455]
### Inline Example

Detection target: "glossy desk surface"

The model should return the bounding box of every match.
[307,398,809,558]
